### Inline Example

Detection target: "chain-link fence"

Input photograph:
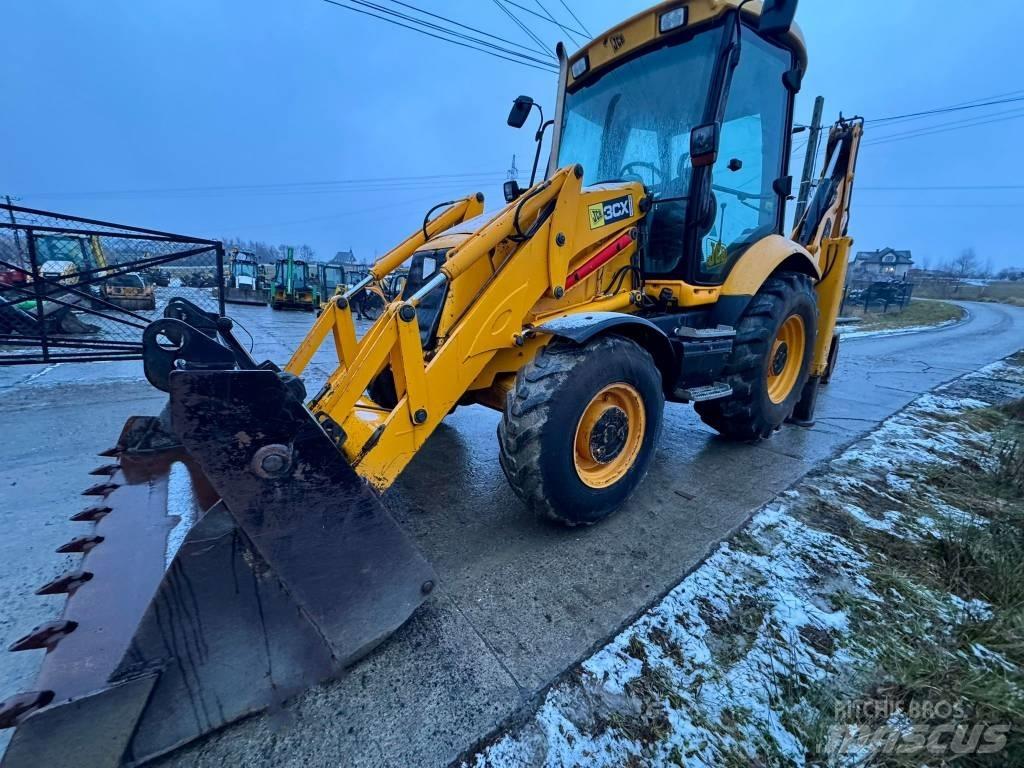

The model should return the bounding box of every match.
[0,203,224,364]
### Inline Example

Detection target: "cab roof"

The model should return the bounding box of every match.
[568,0,806,88]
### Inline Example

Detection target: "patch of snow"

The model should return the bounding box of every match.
[837,317,963,340]
[470,355,1024,767]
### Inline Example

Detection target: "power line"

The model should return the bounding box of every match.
[866,95,1024,125]
[380,0,551,57]
[860,184,1024,191]
[557,0,591,37]
[337,0,557,66]
[502,0,586,37]
[321,0,558,73]
[864,88,1024,132]
[534,0,583,47]
[863,108,1024,148]
[493,0,554,57]
[21,171,509,200]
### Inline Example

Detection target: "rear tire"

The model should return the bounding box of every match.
[696,272,817,440]
[498,336,664,526]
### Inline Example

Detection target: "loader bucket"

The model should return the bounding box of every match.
[0,368,435,767]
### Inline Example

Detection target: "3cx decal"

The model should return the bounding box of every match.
[588,195,634,229]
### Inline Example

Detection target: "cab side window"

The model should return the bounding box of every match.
[698,28,790,281]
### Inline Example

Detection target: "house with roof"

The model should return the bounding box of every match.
[849,248,914,282]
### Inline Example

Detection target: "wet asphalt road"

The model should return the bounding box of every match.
[0,299,1021,767]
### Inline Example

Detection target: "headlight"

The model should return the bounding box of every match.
[570,55,588,79]
[659,7,688,33]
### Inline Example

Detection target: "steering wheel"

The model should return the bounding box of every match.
[619,160,665,185]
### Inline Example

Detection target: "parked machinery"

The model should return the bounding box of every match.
[223,248,269,306]
[269,246,319,311]
[316,262,348,313]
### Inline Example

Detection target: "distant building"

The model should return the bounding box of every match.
[329,249,357,266]
[849,247,913,281]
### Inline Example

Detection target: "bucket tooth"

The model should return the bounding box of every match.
[81,482,119,497]
[36,570,93,595]
[70,505,111,523]
[0,691,55,729]
[9,620,77,652]
[56,535,104,553]
[97,447,120,457]
[88,464,120,476]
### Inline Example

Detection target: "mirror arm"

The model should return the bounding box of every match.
[530,119,555,187]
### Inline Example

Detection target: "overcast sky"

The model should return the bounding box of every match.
[5,1,1023,270]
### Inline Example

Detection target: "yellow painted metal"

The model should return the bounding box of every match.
[796,120,863,377]
[720,235,820,297]
[573,383,646,489]
[566,1,806,94]
[370,195,484,281]
[766,314,805,404]
[291,168,655,490]
[643,280,721,306]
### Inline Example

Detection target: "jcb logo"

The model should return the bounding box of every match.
[588,195,634,229]
[605,33,625,51]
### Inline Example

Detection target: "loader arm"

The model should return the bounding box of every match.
[798,117,862,378]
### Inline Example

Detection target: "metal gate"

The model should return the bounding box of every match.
[0,203,225,364]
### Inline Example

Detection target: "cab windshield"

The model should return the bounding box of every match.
[237,263,256,277]
[556,25,723,193]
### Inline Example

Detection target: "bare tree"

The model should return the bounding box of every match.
[951,248,978,284]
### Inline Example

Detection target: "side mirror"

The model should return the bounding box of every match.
[503,180,522,203]
[758,0,798,36]
[689,122,720,167]
[507,95,535,128]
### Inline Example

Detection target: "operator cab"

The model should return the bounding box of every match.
[533,0,804,288]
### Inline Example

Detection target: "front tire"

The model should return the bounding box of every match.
[498,336,664,526]
[696,272,817,440]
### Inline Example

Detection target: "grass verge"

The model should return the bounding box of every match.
[847,299,965,332]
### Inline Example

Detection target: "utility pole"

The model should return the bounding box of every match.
[794,95,824,226]
[506,154,519,180]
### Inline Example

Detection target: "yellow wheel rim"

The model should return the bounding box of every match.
[766,314,806,404]
[573,383,646,489]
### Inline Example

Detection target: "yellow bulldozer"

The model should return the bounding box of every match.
[0,1,861,764]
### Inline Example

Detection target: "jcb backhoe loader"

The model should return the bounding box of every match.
[0,1,861,764]
[269,246,319,311]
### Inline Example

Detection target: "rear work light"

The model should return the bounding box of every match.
[659,7,688,33]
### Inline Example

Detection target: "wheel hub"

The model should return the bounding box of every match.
[589,407,629,463]
[771,342,789,376]
[573,383,647,489]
